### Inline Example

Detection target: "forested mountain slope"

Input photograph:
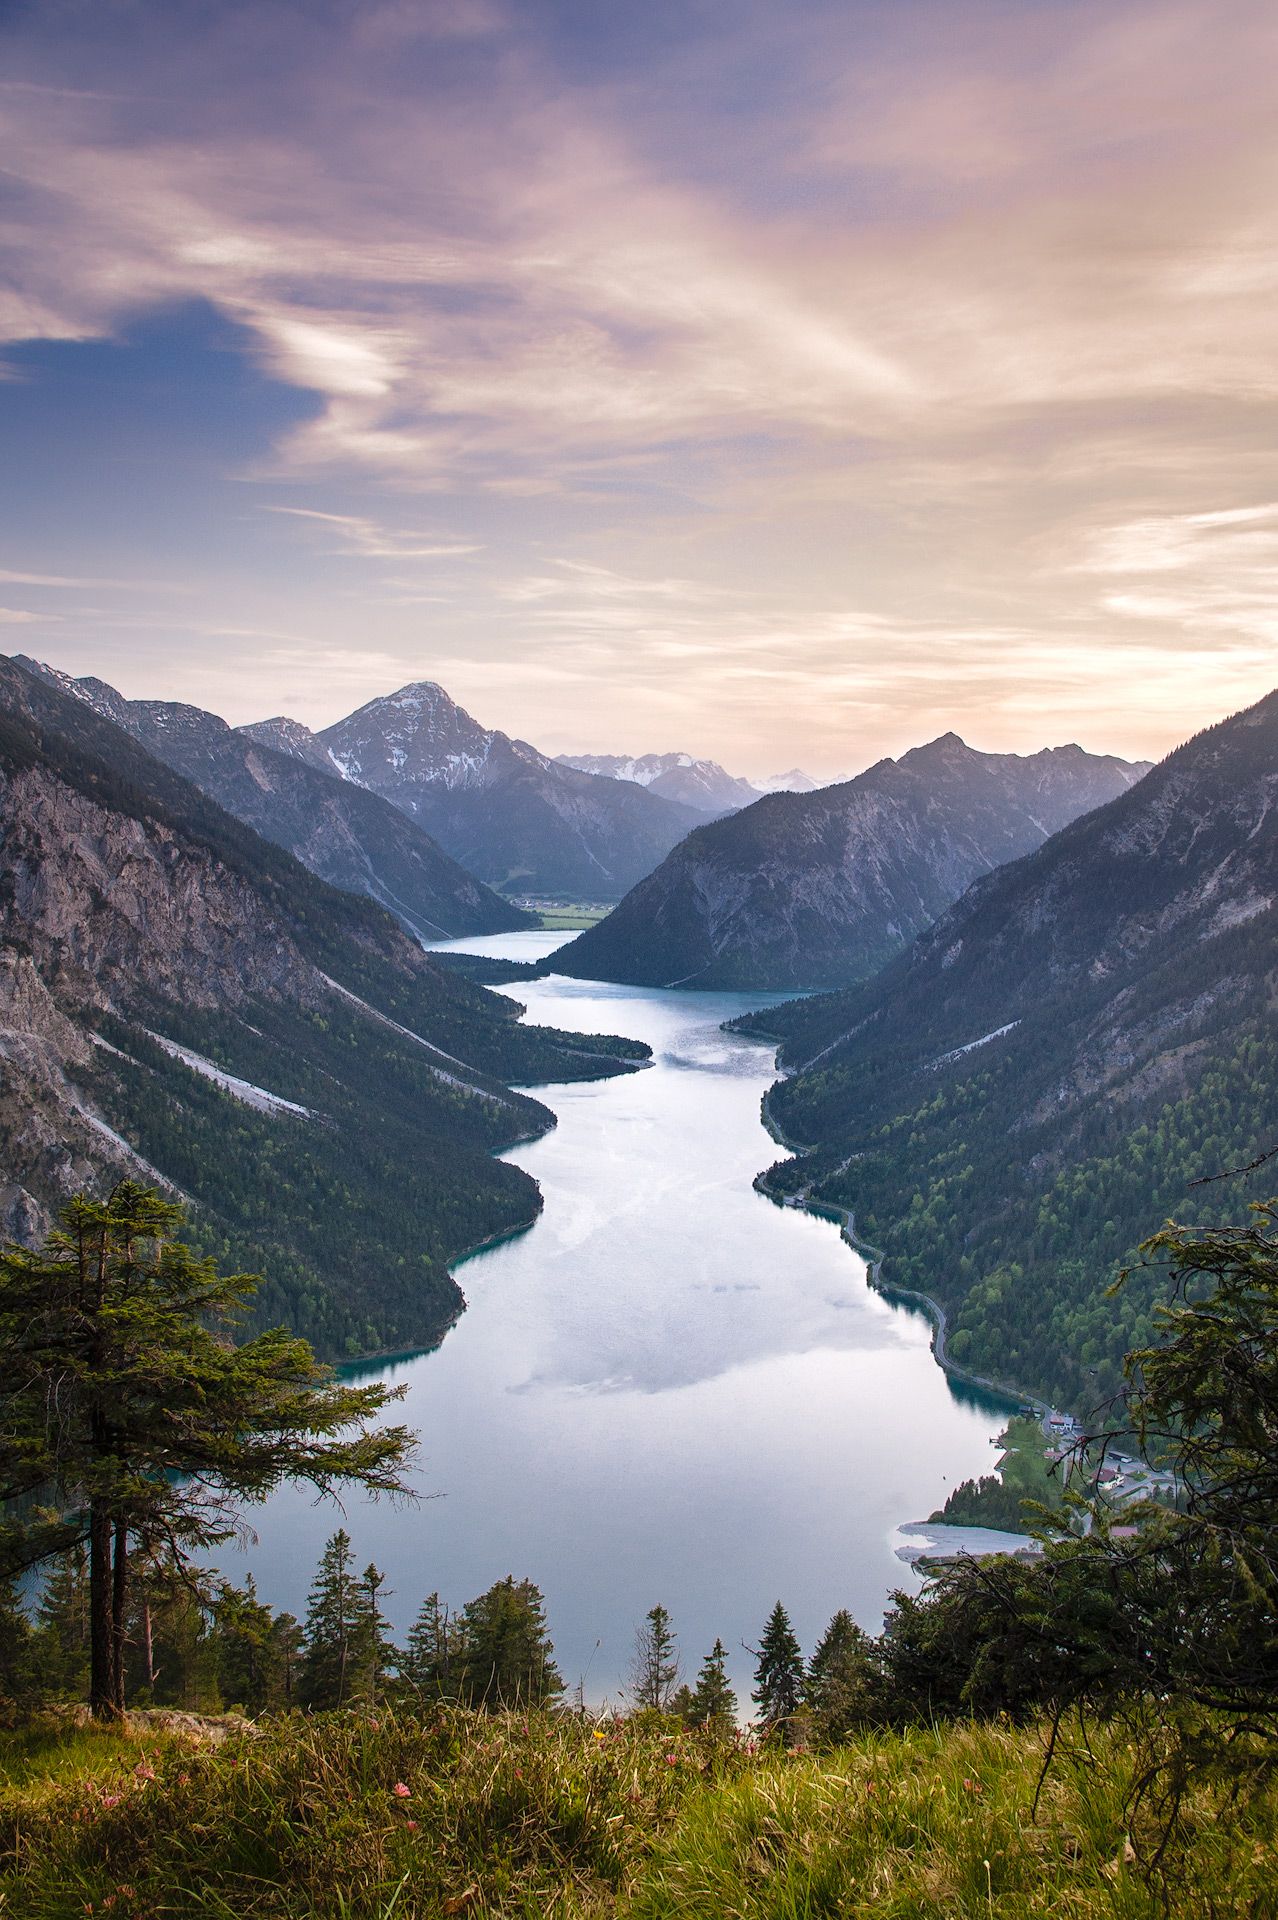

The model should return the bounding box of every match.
[15,658,527,940]
[734,691,1278,1407]
[302,681,702,900]
[0,657,646,1358]
[554,736,1149,990]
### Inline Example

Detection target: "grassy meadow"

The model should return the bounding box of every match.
[1,1708,1273,1919]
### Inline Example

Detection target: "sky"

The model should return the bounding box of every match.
[1,0,1277,778]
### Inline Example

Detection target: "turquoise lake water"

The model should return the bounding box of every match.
[238,931,1008,1706]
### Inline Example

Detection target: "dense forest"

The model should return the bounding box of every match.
[738,693,1278,1412]
[761,1017,1278,1409]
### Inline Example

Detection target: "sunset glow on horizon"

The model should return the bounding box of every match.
[2,0,1277,776]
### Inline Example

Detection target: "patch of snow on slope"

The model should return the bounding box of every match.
[927,1021,1021,1071]
[317,975,513,1106]
[73,1079,182,1190]
[145,1033,314,1117]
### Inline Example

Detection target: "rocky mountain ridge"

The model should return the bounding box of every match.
[736,689,1278,1407]
[254,680,703,901]
[14,658,526,941]
[555,750,765,815]
[553,735,1151,991]
[0,657,645,1356]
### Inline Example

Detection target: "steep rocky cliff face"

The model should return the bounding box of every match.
[15,658,527,940]
[0,661,647,1356]
[737,690,1278,1408]
[297,681,702,900]
[554,737,1150,991]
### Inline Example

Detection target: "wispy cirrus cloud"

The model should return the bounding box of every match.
[264,507,481,560]
[2,0,1278,767]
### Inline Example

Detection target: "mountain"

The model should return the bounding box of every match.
[14,659,527,942]
[552,736,1151,991]
[279,682,703,901]
[753,768,821,794]
[0,655,647,1358]
[734,690,1278,1409]
[239,714,345,776]
[556,751,764,815]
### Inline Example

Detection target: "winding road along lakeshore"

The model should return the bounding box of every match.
[236,931,1014,1709]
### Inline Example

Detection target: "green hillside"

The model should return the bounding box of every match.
[737,692,1278,1410]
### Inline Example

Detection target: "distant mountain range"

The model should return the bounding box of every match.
[552,734,1151,991]
[0,656,646,1357]
[555,751,815,815]
[736,688,1278,1408]
[752,768,821,795]
[555,751,759,815]
[247,684,702,901]
[15,658,529,942]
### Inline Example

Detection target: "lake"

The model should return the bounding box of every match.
[235,931,1011,1708]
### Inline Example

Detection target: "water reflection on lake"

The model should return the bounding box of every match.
[237,931,1009,1706]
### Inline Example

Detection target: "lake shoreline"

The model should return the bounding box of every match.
[753,1044,1047,1421]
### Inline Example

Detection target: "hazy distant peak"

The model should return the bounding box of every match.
[556,747,762,815]
[752,768,820,794]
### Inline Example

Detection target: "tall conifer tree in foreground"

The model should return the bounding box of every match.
[752,1602,804,1732]
[457,1575,561,1708]
[805,1608,876,1742]
[629,1602,680,1712]
[400,1591,459,1703]
[297,1531,390,1710]
[0,1182,415,1717]
[688,1637,737,1730]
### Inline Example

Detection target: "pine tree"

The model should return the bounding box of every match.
[362,1563,394,1708]
[213,1578,299,1714]
[399,1591,459,1703]
[669,1683,697,1723]
[0,1183,414,1717]
[457,1575,561,1708]
[687,1637,737,1730]
[297,1530,384,1710]
[629,1603,680,1712]
[805,1608,876,1742]
[123,1549,218,1710]
[752,1602,804,1731]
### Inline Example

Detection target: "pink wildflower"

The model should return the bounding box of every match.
[101,1794,121,1809]
[405,1819,419,1831]
[392,1781,411,1798]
